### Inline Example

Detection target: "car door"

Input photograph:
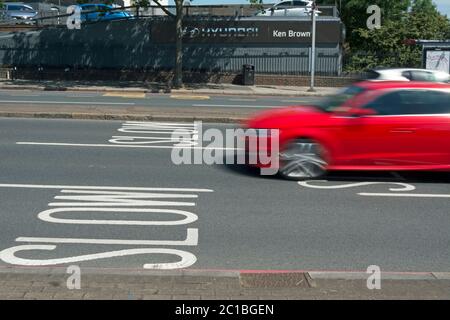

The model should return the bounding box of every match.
[397,89,450,166]
[339,89,450,168]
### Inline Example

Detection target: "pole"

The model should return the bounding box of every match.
[308,0,317,92]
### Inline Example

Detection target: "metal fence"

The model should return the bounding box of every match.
[0,8,343,76]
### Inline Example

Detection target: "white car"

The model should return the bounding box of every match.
[367,68,450,83]
[255,0,319,17]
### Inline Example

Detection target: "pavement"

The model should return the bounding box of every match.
[0,80,341,97]
[1,267,450,300]
[0,118,449,300]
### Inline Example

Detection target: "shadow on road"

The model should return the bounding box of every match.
[220,154,450,184]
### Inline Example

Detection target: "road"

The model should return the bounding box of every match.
[0,89,321,110]
[0,117,449,273]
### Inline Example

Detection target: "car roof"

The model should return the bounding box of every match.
[355,81,450,90]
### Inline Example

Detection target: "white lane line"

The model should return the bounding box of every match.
[0,183,213,192]
[192,104,280,109]
[359,193,450,198]
[16,228,198,246]
[16,142,242,150]
[281,100,310,103]
[0,100,135,105]
[228,99,258,102]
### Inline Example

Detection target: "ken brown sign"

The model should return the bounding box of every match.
[152,20,343,44]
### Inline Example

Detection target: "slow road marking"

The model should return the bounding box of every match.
[0,183,213,269]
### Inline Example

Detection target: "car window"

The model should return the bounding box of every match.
[365,89,450,115]
[409,71,436,82]
[275,1,292,8]
[313,86,366,112]
[97,5,109,12]
[293,1,308,6]
[7,5,24,11]
[22,6,35,12]
[401,71,412,80]
[81,5,94,12]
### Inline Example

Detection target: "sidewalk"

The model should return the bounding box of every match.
[0,80,340,97]
[1,267,449,300]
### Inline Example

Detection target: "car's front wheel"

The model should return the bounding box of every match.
[278,139,328,180]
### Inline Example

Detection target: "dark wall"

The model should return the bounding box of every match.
[0,17,343,75]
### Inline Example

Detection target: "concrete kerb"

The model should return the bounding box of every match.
[0,266,445,282]
[0,112,246,123]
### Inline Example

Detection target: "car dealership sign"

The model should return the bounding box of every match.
[152,19,344,44]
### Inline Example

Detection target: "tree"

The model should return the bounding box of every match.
[345,0,450,71]
[136,0,184,88]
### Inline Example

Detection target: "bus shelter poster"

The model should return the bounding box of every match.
[426,50,450,72]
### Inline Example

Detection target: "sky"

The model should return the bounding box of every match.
[168,0,450,17]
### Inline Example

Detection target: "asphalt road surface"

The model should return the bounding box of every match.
[0,89,320,111]
[0,117,449,273]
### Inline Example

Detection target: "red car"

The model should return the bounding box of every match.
[244,81,450,180]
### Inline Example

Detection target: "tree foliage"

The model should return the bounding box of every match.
[251,0,450,71]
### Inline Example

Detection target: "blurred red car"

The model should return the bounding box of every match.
[244,81,450,180]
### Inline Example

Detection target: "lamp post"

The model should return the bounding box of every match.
[308,0,317,92]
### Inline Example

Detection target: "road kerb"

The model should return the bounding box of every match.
[307,271,437,281]
[0,111,246,123]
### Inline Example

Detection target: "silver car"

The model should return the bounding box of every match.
[367,68,450,83]
[1,3,38,24]
[255,0,320,17]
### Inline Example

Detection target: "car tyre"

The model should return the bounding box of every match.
[278,138,328,180]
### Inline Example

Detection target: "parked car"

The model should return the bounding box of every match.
[255,0,320,17]
[366,68,450,83]
[78,4,132,22]
[0,2,38,24]
[244,81,450,180]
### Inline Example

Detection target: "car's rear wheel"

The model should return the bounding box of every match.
[279,139,328,180]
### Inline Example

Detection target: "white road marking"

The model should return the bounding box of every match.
[298,180,416,192]
[16,142,242,150]
[0,100,135,105]
[228,98,258,102]
[359,193,450,198]
[192,104,280,109]
[38,207,198,225]
[16,228,198,246]
[111,121,199,146]
[281,100,310,103]
[0,245,197,269]
[0,184,211,269]
[125,122,196,126]
[0,183,213,192]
